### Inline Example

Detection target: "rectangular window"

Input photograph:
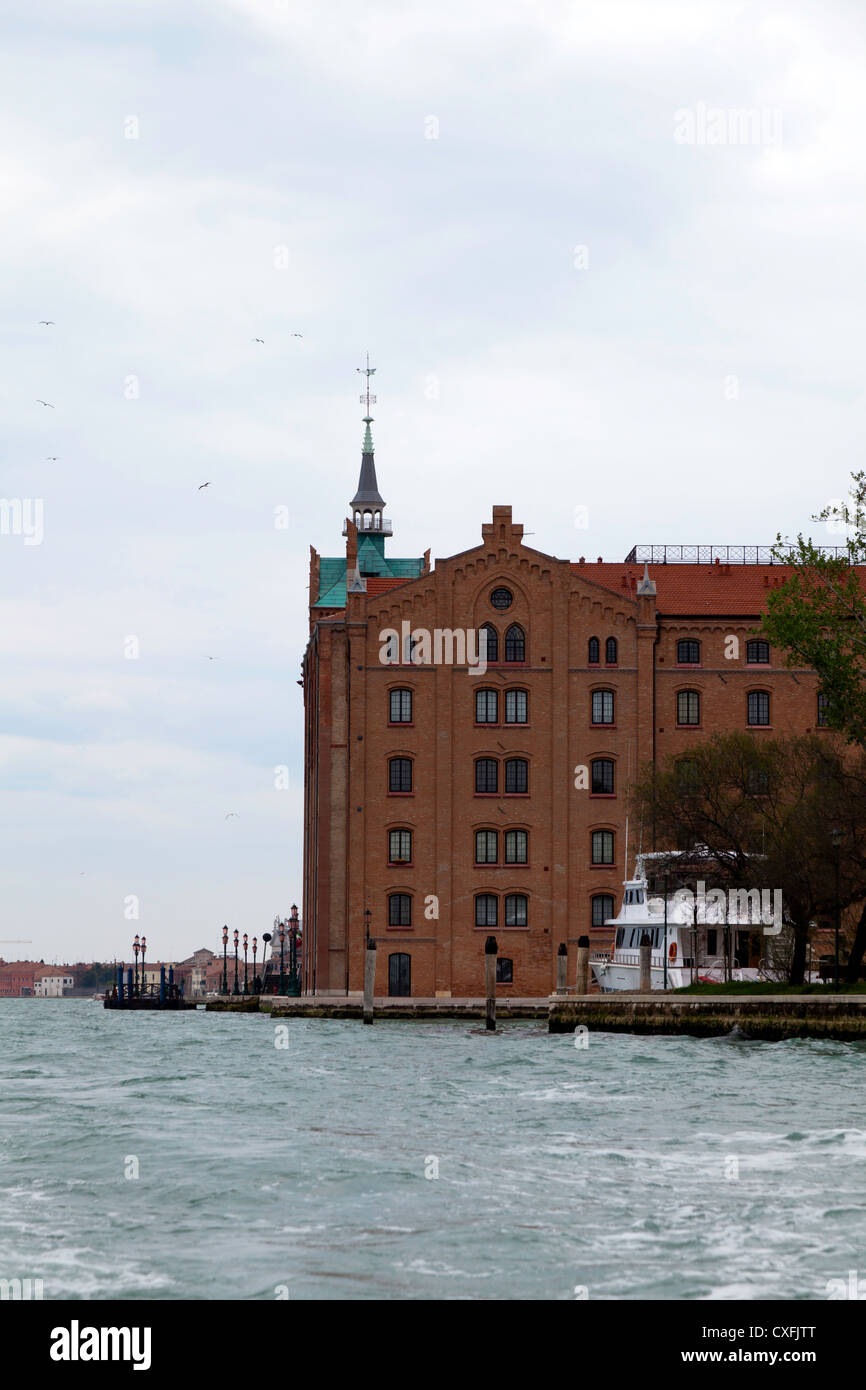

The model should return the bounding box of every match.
[591,760,614,795]
[389,830,412,863]
[504,760,528,794]
[389,689,412,723]
[476,689,498,724]
[388,895,411,927]
[677,690,700,725]
[504,895,527,927]
[475,760,498,793]
[591,690,614,725]
[591,830,614,865]
[706,928,718,955]
[504,690,527,724]
[475,830,498,864]
[592,894,614,927]
[475,895,498,927]
[495,958,513,984]
[747,691,770,726]
[389,758,412,792]
[817,693,829,727]
[677,640,701,665]
[505,829,528,863]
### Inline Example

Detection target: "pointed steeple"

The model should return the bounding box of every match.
[636,562,656,596]
[347,353,390,537]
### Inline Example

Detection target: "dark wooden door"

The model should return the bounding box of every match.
[388,953,411,997]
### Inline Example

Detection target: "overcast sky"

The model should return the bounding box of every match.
[1,0,863,964]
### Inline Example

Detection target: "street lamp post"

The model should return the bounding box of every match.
[141,936,147,996]
[287,904,301,996]
[243,934,249,994]
[278,920,286,996]
[233,929,240,994]
[133,934,140,996]
[221,925,229,995]
[261,932,272,993]
[252,936,258,993]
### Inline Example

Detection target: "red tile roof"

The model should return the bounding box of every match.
[571,562,866,615]
[364,576,414,596]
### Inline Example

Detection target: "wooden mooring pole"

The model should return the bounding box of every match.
[485,935,498,1031]
[576,935,590,995]
[556,941,568,994]
[363,936,377,1025]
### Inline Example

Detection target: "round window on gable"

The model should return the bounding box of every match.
[490,587,513,609]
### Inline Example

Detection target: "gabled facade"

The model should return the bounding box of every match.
[302,415,854,998]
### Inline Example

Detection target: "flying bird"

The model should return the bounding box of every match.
[38,320,55,326]
[46,456,58,462]
[291,333,303,338]
[252,338,265,343]
[204,655,218,661]
[36,399,54,407]
[225,813,239,820]
[198,482,211,490]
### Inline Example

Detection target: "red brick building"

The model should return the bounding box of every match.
[0,961,36,997]
[302,419,853,999]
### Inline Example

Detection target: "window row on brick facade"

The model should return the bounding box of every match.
[386,892,529,928]
[390,684,528,725]
[388,756,619,796]
[673,638,771,666]
[387,828,531,864]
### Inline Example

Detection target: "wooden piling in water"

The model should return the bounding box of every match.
[485,935,498,1031]
[363,936,377,1024]
[639,932,652,992]
[576,935,590,995]
[556,942,568,994]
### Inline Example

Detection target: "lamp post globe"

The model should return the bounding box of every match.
[221,925,229,995]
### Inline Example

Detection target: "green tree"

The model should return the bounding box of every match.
[763,470,866,747]
[631,733,866,984]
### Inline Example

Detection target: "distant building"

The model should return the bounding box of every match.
[33,967,75,998]
[0,962,36,997]
[177,948,217,998]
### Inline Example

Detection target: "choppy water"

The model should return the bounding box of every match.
[1,1000,864,1300]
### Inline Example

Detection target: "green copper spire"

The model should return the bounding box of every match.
[362,418,374,454]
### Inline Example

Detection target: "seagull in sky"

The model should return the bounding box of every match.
[204,655,218,661]
[198,482,211,490]
[38,320,55,326]
[225,812,239,820]
[252,337,264,343]
[36,399,54,407]
[291,333,303,337]
[46,456,58,462]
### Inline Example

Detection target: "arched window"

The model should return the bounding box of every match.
[475,758,499,794]
[475,829,498,864]
[504,758,528,794]
[605,637,618,664]
[591,759,614,795]
[591,894,615,928]
[591,690,615,725]
[479,624,498,663]
[677,690,701,726]
[505,829,528,863]
[389,757,413,793]
[363,510,372,530]
[505,624,525,662]
[677,639,701,665]
[354,511,361,528]
[747,691,770,726]
[389,689,413,723]
[746,640,769,664]
[475,894,498,927]
[504,690,527,724]
[373,512,381,529]
[677,758,699,789]
[496,957,513,983]
[591,830,614,864]
[504,894,527,927]
[388,830,412,864]
[475,689,498,724]
[588,637,600,664]
[388,894,412,927]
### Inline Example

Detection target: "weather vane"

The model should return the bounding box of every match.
[357,352,377,420]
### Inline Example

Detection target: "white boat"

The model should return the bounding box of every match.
[590,857,768,992]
